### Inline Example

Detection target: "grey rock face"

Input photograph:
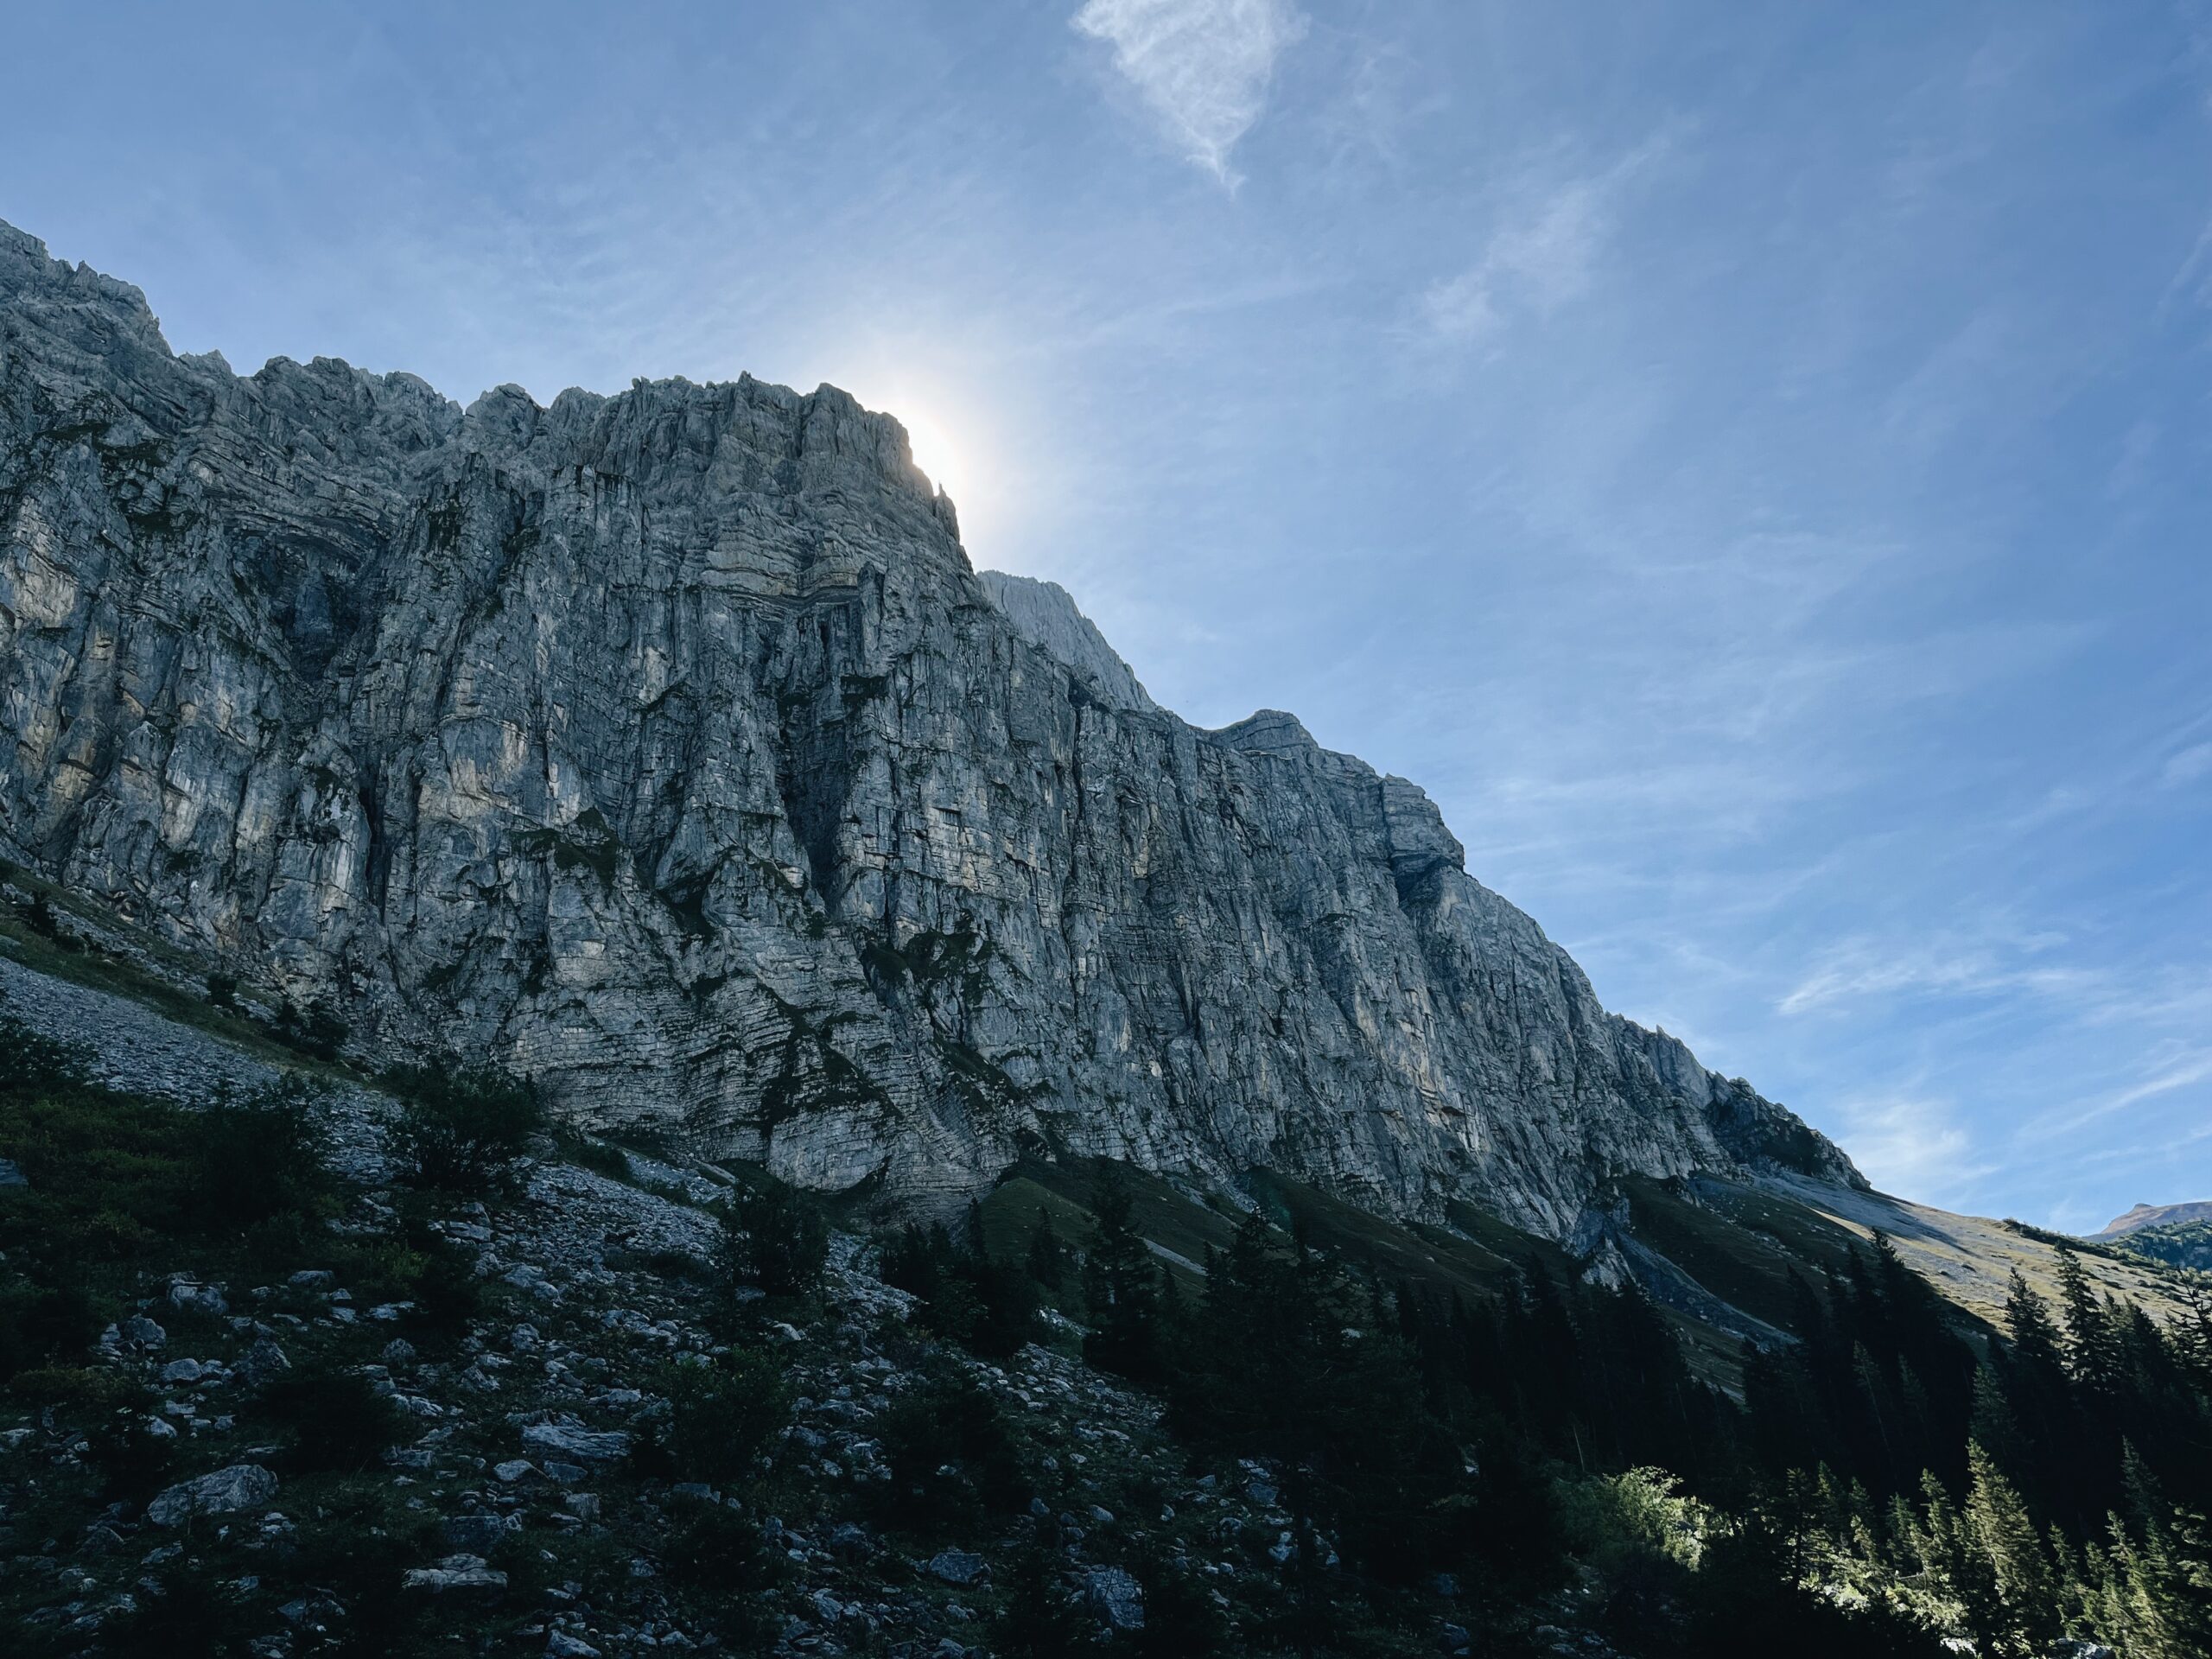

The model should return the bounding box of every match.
[1084,1564,1145,1630]
[0,221,1859,1238]
[975,570,1159,713]
[522,1419,632,1463]
[146,1461,277,1526]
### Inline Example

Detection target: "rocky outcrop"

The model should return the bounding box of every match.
[0,220,1859,1234]
[975,571,1158,713]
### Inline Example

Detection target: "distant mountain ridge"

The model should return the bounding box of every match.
[0,218,1858,1240]
[2098,1199,2212,1237]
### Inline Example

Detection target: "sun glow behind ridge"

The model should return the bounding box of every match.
[899,409,962,501]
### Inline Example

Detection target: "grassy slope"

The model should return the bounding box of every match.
[1758,1170,2193,1330]
[0,861,353,1078]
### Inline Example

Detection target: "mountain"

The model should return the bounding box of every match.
[971,571,1158,715]
[2097,1199,2212,1236]
[2113,1218,2212,1273]
[0,219,1859,1241]
[7,220,2209,1659]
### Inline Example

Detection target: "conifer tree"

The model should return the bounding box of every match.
[1966,1439,2057,1651]
[1083,1170,1163,1381]
[1024,1205,1068,1294]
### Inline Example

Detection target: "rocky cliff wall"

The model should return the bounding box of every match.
[0,221,1860,1231]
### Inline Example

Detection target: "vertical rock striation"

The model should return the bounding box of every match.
[0,221,1859,1232]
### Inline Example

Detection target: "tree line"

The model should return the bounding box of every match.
[880,1170,2212,1656]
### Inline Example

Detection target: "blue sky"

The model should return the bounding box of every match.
[6,1,2209,1229]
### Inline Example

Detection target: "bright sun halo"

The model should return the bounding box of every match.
[899,411,961,499]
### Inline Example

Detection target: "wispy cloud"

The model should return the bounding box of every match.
[2024,1046,2212,1141]
[1072,0,1307,183]
[1840,1096,1994,1204]
[1777,931,2094,1017]
[1418,141,1669,347]
[2163,741,2212,787]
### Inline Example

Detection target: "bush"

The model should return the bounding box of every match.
[993,1545,1094,1659]
[260,1363,409,1472]
[880,1216,1039,1357]
[270,999,348,1062]
[662,1494,781,1648]
[662,1492,779,1592]
[102,1565,249,1658]
[0,1276,99,1382]
[385,1058,543,1194]
[196,1077,330,1231]
[402,1225,485,1336]
[0,1012,94,1096]
[650,1349,791,1484]
[84,1401,181,1503]
[721,1180,830,1300]
[873,1370,1029,1532]
[556,1129,633,1182]
[1565,1466,1710,1572]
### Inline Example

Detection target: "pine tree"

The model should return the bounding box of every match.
[2054,1245,2120,1401]
[1083,1170,1163,1382]
[1024,1205,1068,1294]
[1965,1439,2057,1652]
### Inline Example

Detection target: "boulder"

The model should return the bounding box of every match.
[522,1421,630,1464]
[1084,1565,1145,1630]
[147,1463,278,1527]
[927,1548,988,1586]
[402,1554,508,1595]
[167,1281,227,1317]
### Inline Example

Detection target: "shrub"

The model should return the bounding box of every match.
[0,1012,94,1096]
[270,999,348,1062]
[662,1493,782,1648]
[992,1546,1093,1659]
[385,1058,543,1194]
[102,1564,248,1658]
[1565,1466,1711,1573]
[873,1370,1028,1532]
[196,1077,330,1231]
[721,1180,830,1300]
[651,1349,792,1484]
[0,1276,99,1382]
[84,1401,181,1503]
[662,1492,778,1592]
[881,1218,1039,1357]
[261,1362,409,1472]
[403,1226,486,1335]
[556,1128,633,1181]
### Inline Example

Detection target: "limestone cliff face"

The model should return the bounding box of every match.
[0,222,1860,1231]
[974,571,1159,715]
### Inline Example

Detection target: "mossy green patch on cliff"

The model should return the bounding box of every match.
[861,926,995,1010]
[759,1002,891,1131]
[514,806,623,890]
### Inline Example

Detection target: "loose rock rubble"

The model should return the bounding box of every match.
[2,956,1505,1657]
